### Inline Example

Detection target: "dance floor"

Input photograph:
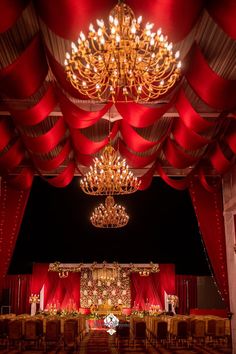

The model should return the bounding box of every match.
[0,329,232,354]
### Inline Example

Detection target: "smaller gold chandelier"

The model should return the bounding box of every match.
[80,144,140,195]
[64,1,181,102]
[90,195,129,228]
[59,270,69,278]
[139,270,150,277]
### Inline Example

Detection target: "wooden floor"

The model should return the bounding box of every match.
[0,330,232,353]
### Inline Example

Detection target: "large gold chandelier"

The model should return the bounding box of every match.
[90,195,129,228]
[80,144,140,195]
[64,1,181,103]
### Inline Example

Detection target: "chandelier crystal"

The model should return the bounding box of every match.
[64,1,181,103]
[80,144,140,195]
[90,195,129,228]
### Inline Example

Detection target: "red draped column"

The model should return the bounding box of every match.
[0,178,31,279]
[189,177,230,309]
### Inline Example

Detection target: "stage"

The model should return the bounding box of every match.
[30,263,176,314]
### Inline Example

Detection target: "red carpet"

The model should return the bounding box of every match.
[79,330,117,354]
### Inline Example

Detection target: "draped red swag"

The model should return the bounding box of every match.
[0,0,234,314]
[0,1,235,190]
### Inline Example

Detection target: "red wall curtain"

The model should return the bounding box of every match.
[43,272,60,309]
[158,264,176,304]
[44,272,80,310]
[0,179,31,279]
[0,274,31,314]
[31,264,81,310]
[130,264,175,310]
[31,263,49,295]
[58,274,81,310]
[130,273,162,310]
[18,275,32,314]
[176,275,197,315]
[189,177,230,309]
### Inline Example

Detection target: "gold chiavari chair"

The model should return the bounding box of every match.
[7,319,23,351]
[0,319,7,348]
[206,318,217,345]
[23,319,43,350]
[63,318,78,351]
[172,320,189,347]
[115,320,130,349]
[153,320,169,348]
[191,319,205,346]
[131,319,147,348]
[43,319,61,352]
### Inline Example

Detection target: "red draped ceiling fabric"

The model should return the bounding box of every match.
[0,35,48,98]
[189,177,230,309]
[130,264,175,309]
[0,179,31,279]
[0,0,29,33]
[35,0,203,43]
[0,1,235,190]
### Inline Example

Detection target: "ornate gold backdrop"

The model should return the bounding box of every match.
[80,268,131,308]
